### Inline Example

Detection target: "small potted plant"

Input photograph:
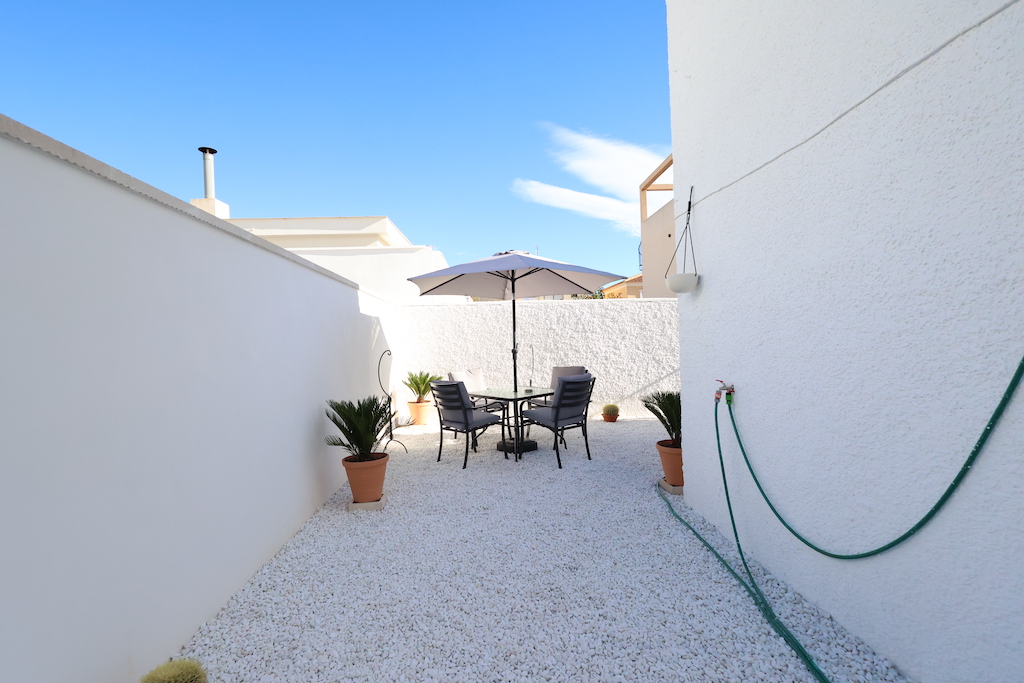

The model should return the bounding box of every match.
[403,370,442,425]
[601,404,619,422]
[642,390,683,488]
[326,396,394,506]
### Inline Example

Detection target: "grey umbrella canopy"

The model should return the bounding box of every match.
[409,251,624,391]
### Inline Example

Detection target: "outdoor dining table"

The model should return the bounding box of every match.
[469,386,554,457]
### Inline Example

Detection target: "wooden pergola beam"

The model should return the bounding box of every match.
[639,154,673,222]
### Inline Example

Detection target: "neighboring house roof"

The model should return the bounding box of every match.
[228,216,412,249]
[227,215,464,304]
[601,273,644,298]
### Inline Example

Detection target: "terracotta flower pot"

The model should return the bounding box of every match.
[602,414,618,422]
[342,453,389,503]
[655,440,684,487]
[407,400,432,426]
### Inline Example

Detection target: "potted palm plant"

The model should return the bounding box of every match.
[403,370,442,425]
[642,390,683,488]
[326,396,394,505]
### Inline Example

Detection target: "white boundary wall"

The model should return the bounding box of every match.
[381,298,680,420]
[0,116,391,683]
[0,114,682,682]
[667,2,1024,681]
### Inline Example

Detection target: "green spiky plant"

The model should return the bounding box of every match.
[641,391,681,448]
[325,396,394,462]
[602,404,619,417]
[403,371,443,402]
[140,659,207,683]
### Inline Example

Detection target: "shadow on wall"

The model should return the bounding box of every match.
[624,368,682,402]
[309,307,393,505]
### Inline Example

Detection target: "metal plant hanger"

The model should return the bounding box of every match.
[665,186,699,293]
[376,349,407,452]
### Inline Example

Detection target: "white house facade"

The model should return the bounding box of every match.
[666,2,1024,682]
[229,215,464,304]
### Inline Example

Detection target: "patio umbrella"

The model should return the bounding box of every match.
[408,251,624,391]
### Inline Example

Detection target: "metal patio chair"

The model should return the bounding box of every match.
[526,365,588,408]
[448,369,507,414]
[430,380,504,469]
[521,374,595,469]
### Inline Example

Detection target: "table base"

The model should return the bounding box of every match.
[496,439,538,454]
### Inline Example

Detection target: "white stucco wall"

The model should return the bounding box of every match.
[381,298,680,420]
[0,116,390,683]
[667,2,1024,682]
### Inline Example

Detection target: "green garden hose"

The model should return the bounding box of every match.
[655,399,832,682]
[656,350,1022,682]
[723,350,1024,559]
[657,484,833,682]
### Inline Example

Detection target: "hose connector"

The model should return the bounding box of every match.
[716,381,735,404]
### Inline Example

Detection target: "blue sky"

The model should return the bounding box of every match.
[1,1,671,277]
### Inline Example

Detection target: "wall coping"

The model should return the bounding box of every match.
[0,113,361,292]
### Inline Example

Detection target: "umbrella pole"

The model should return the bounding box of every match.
[511,278,518,392]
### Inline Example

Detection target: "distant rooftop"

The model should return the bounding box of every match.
[229,216,412,249]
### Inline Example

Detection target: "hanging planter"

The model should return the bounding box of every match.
[665,186,700,294]
[666,273,699,293]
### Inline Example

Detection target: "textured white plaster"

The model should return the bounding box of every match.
[668,2,1024,681]
[0,123,388,683]
[379,298,680,421]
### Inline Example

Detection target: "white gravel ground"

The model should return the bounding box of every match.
[179,419,908,683]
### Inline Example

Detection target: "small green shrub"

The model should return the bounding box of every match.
[403,370,443,402]
[140,659,207,683]
[602,404,619,416]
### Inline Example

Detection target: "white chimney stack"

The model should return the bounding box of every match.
[189,146,230,219]
[199,146,217,199]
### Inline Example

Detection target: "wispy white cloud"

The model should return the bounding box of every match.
[511,180,637,231]
[513,125,672,236]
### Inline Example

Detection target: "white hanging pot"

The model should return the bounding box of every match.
[666,273,699,293]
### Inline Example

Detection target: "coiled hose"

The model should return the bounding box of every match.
[658,350,1023,681]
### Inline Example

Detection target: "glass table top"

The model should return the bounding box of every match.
[469,386,553,401]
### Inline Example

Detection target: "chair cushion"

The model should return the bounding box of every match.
[549,366,587,389]
[526,366,588,406]
[443,408,501,430]
[448,369,488,393]
[433,380,500,430]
